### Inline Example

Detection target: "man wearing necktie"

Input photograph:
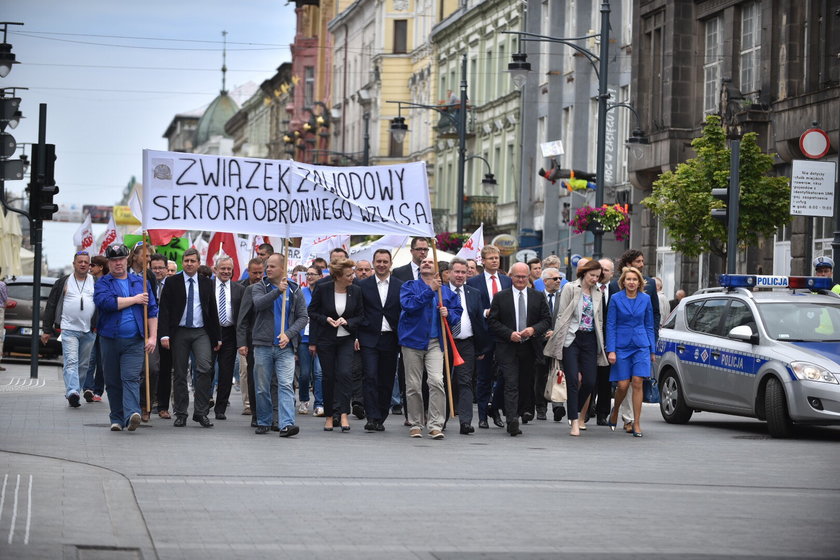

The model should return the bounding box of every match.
[211,256,245,421]
[447,258,490,435]
[487,262,551,436]
[534,267,564,421]
[466,245,511,429]
[159,248,222,428]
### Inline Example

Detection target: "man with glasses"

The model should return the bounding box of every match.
[42,250,97,408]
[535,267,565,421]
[393,237,430,282]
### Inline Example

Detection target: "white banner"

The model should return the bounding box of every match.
[142,150,434,237]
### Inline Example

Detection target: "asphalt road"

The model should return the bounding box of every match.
[1,360,838,560]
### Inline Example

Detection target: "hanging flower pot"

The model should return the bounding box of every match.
[570,204,630,241]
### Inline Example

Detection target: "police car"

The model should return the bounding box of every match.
[654,274,840,438]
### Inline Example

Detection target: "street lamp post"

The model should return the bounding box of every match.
[388,54,468,233]
[506,1,612,259]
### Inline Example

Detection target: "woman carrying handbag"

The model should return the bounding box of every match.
[544,260,608,436]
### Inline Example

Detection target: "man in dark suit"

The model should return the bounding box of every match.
[392,237,429,282]
[357,249,403,431]
[211,255,245,420]
[487,262,551,436]
[447,257,490,434]
[159,248,221,428]
[466,244,512,429]
[534,266,564,421]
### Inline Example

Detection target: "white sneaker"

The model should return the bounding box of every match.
[297,401,310,415]
[110,423,122,431]
[127,413,141,432]
[313,406,325,417]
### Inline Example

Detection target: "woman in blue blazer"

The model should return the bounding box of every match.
[605,266,655,437]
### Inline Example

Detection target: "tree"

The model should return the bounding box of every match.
[641,115,790,259]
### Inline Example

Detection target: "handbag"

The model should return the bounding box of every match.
[643,377,660,403]
[543,362,567,402]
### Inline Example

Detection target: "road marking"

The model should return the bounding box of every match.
[0,474,6,525]
[24,475,32,545]
[8,474,19,544]
[0,474,32,545]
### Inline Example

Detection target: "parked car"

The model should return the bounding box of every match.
[654,274,840,438]
[3,276,62,359]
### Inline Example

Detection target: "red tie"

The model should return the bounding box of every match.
[491,275,499,296]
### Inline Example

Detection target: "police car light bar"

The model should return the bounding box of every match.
[719,274,833,290]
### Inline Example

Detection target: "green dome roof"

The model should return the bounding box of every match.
[194,91,239,147]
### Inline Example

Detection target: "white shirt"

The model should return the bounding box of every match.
[597,282,609,305]
[215,278,234,327]
[411,262,420,280]
[377,276,392,332]
[60,274,95,332]
[483,270,501,302]
[449,283,473,339]
[179,272,204,328]
[334,291,350,337]
[513,287,528,332]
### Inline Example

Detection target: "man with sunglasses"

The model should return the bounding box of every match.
[42,250,97,408]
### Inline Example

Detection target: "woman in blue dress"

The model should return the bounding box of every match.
[606,266,655,437]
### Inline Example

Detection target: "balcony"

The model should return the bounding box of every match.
[463,195,497,230]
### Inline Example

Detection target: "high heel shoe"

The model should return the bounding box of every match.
[340,424,351,433]
[632,431,643,438]
[324,426,334,431]
[607,410,618,432]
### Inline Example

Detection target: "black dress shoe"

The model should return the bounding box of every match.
[254,425,269,434]
[522,411,534,424]
[215,412,226,420]
[278,425,300,437]
[490,410,504,428]
[193,415,214,428]
[352,402,366,420]
[596,414,608,426]
[507,420,522,437]
[553,405,566,422]
[364,421,377,432]
[174,416,187,427]
[374,421,385,432]
[478,419,489,429]
[536,410,547,421]
[459,423,473,435]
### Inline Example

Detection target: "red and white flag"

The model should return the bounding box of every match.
[73,213,94,252]
[206,231,242,280]
[456,224,484,265]
[193,235,209,264]
[97,214,122,255]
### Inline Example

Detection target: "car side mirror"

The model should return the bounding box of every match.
[729,324,758,344]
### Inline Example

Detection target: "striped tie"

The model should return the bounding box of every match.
[218,282,228,326]
[451,287,462,338]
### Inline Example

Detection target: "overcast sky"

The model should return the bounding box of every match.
[3,0,296,270]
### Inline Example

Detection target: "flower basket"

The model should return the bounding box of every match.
[570,205,630,241]
[435,232,469,252]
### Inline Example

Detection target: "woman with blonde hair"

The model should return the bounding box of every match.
[544,259,608,436]
[606,266,656,437]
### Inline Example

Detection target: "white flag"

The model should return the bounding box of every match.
[300,235,350,262]
[97,214,122,255]
[73,214,94,252]
[193,236,209,265]
[456,224,484,265]
[128,189,143,222]
[349,234,409,264]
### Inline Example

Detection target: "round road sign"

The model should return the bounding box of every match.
[799,128,830,159]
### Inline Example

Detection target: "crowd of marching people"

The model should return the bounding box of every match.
[44,236,663,439]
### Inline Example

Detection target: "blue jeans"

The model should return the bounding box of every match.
[61,329,96,398]
[296,341,323,407]
[254,345,296,429]
[100,336,144,427]
[83,334,105,395]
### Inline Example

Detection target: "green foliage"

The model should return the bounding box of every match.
[641,115,790,258]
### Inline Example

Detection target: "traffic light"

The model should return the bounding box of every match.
[710,182,729,226]
[29,143,59,221]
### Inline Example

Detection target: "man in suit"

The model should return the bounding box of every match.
[159,248,221,428]
[358,249,403,432]
[211,256,245,420]
[466,244,512,429]
[487,262,551,436]
[447,257,490,435]
[593,257,616,425]
[534,267,564,421]
[392,237,429,282]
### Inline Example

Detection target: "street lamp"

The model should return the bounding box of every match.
[0,23,23,78]
[388,54,468,233]
[505,0,612,258]
[466,154,497,196]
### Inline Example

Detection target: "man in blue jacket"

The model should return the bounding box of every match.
[93,244,158,432]
[398,256,461,439]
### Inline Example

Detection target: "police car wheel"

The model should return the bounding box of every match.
[659,370,693,424]
[764,376,794,439]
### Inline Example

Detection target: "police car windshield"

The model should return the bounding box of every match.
[757,302,840,342]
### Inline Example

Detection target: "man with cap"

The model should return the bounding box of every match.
[93,244,158,432]
[813,256,840,294]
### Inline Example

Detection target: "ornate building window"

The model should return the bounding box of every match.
[740,1,761,99]
[703,16,723,115]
